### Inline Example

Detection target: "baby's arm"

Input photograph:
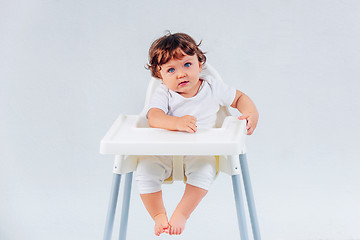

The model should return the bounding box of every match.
[231,90,259,135]
[148,108,197,133]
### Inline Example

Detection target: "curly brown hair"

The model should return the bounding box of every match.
[147,32,206,79]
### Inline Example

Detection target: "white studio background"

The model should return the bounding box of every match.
[1,1,360,240]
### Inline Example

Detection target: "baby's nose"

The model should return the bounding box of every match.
[177,72,186,79]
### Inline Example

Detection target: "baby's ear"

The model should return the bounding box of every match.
[157,66,164,79]
[157,72,164,81]
[199,62,202,72]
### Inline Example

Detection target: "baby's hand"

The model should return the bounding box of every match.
[239,113,258,135]
[176,115,197,133]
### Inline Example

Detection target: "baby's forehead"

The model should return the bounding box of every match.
[161,54,195,66]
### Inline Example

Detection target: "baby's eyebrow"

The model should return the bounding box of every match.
[162,61,179,68]
[161,57,193,69]
[162,64,174,69]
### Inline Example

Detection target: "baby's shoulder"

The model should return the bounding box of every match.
[201,74,214,83]
[201,74,221,91]
[202,73,225,87]
[150,83,171,102]
[154,82,170,94]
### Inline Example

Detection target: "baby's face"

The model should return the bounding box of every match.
[159,52,202,98]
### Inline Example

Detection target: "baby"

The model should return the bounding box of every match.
[135,32,259,236]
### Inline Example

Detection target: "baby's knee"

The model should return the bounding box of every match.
[184,156,217,190]
[135,156,172,194]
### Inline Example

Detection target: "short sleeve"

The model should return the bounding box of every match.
[147,84,169,117]
[206,75,237,106]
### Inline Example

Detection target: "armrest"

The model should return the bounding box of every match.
[101,114,126,143]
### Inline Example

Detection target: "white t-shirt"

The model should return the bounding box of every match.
[148,75,237,128]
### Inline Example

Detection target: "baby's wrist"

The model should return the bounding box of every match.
[174,117,183,131]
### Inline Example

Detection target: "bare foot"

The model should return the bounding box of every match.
[153,213,169,236]
[168,210,188,235]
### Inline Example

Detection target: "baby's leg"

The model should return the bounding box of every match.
[135,156,172,236]
[168,155,216,235]
[140,191,169,236]
[168,184,207,235]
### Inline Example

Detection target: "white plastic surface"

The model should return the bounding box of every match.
[100,115,247,156]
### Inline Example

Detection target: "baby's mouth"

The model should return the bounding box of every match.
[178,81,189,86]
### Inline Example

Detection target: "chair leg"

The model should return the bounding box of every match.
[103,173,122,240]
[232,174,249,240]
[118,172,133,240]
[239,154,261,240]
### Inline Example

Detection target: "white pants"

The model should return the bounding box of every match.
[135,155,217,194]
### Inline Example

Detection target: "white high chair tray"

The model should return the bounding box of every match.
[100,114,247,156]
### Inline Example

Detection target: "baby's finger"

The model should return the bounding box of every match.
[186,126,195,133]
[246,121,252,130]
[239,114,249,120]
[189,124,197,133]
[247,126,254,135]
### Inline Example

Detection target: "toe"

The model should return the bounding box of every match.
[155,226,162,236]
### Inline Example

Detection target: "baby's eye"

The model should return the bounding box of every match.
[184,62,191,67]
[168,68,175,73]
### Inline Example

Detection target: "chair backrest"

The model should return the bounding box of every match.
[137,63,231,128]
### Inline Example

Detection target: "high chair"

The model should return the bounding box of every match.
[100,64,261,240]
